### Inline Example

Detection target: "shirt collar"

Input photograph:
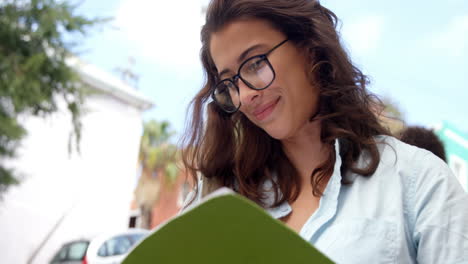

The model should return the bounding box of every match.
[264,139,343,219]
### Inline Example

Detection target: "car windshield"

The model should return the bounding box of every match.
[128,233,146,243]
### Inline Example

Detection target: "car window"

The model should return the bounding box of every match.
[102,235,133,257]
[50,241,89,263]
[96,232,147,258]
[68,241,89,260]
[50,245,68,263]
[97,242,108,257]
[127,233,146,244]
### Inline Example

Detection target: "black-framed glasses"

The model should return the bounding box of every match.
[211,39,289,113]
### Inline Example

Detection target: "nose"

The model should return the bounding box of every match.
[238,79,260,109]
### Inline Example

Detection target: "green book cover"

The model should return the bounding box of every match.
[123,188,334,264]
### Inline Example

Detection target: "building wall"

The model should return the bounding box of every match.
[0,92,147,264]
[435,121,468,191]
[149,170,192,229]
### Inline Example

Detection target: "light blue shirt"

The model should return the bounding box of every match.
[189,136,468,263]
[263,136,468,263]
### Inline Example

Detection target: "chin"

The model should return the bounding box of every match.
[262,126,289,140]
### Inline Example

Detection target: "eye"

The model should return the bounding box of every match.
[226,81,236,89]
[216,80,236,95]
[245,58,266,73]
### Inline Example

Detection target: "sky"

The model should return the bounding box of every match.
[75,0,468,140]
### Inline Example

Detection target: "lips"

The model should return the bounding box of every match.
[253,97,280,121]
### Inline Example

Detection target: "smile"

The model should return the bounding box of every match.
[253,97,281,121]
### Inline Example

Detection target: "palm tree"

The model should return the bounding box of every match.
[134,120,178,229]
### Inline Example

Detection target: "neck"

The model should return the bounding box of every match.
[281,120,331,187]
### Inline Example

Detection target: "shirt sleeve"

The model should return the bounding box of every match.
[412,151,468,264]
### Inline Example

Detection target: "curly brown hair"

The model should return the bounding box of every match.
[181,0,390,207]
[399,126,447,162]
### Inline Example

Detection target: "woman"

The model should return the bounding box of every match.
[181,0,468,263]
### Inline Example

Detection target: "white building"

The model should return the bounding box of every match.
[0,59,153,264]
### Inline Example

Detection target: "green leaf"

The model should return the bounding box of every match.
[0,0,107,197]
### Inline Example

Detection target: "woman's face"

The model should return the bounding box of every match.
[210,18,319,140]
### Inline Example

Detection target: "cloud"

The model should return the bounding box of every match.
[430,15,468,57]
[341,15,385,57]
[113,0,207,69]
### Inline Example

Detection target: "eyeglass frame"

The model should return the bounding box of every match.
[211,38,289,113]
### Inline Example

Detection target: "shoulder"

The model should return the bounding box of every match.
[352,135,460,202]
[374,135,449,178]
[373,138,468,262]
[372,136,466,215]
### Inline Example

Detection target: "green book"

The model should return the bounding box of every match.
[123,188,334,264]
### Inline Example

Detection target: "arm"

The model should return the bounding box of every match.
[412,152,468,263]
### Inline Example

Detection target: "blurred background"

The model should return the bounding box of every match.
[0,0,467,263]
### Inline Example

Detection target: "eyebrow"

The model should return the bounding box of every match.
[218,43,266,79]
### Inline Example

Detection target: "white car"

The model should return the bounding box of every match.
[50,228,149,264]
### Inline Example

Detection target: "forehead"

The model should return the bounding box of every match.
[209,18,285,72]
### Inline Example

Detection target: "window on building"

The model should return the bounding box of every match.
[129,216,137,228]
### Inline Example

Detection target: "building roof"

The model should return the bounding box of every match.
[67,57,154,111]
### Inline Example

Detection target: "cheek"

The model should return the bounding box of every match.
[280,73,319,129]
